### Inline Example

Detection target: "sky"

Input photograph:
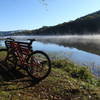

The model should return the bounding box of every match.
[0,0,100,31]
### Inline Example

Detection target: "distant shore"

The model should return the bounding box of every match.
[1,35,100,55]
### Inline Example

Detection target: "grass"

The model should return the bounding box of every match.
[52,60,98,84]
[0,54,100,99]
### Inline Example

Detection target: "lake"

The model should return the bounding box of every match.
[0,35,100,76]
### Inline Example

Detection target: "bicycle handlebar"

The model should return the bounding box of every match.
[27,38,36,42]
[6,38,14,41]
[27,39,36,46]
[5,38,36,47]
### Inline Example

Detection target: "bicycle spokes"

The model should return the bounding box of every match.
[27,51,51,79]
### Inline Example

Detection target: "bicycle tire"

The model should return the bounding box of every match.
[27,50,51,79]
[0,48,17,69]
[7,49,17,69]
[0,48,8,62]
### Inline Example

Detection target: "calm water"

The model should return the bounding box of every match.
[0,35,100,76]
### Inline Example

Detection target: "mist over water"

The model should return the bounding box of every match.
[1,35,100,55]
[2,34,100,44]
[0,35,100,76]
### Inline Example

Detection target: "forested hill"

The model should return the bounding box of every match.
[8,10,100,35]
[0,30,23,36]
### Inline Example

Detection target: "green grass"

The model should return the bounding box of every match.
[52,60,98,84]
[0,57,100,99]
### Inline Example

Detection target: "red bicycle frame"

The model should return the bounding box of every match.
[10,41,40,67]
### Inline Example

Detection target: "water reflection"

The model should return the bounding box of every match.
[33,41,100,76]
[2,35,100,55]
[0,39,100,76]
[32,42,100,65]
[0,41,5,47]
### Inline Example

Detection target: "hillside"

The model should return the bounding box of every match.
[12,10,100,36]
[0,30,23,36]
[0,31,14,36]
[1,10,100,36]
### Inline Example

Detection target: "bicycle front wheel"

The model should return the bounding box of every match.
[27,50,51,79]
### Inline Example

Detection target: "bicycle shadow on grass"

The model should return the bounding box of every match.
[0,61,43,91]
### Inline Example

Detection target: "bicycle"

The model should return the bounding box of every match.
[0,38,51,79]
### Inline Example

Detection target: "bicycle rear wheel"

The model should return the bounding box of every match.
[0,48,8,62]
[0,48,17,69]
[27,50,51,79]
